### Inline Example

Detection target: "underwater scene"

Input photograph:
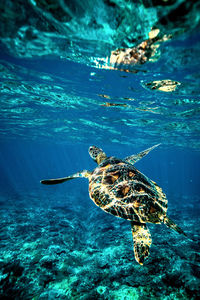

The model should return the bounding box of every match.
[0,0,200,299]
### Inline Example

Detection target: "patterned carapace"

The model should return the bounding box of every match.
[89,157,168,223]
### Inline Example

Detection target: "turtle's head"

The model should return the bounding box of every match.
[89,146,107,164]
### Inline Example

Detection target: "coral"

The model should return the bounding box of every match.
[0,192,199,299]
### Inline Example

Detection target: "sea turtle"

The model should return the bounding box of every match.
[41,144,186,265]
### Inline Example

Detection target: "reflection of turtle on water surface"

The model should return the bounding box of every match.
[41,144,186,265]
[108,29,171,70]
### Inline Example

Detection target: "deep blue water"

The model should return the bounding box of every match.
[0,1,200,299]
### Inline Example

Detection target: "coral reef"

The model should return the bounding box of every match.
[0,192,199,299]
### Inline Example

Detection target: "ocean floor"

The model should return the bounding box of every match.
[0,191,199,300]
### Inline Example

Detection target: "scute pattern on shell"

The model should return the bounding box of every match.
[89,157,168,224]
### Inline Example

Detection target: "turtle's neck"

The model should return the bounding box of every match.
[96,152,107,165]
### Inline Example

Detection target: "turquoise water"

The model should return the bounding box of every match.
[0,1,200,299]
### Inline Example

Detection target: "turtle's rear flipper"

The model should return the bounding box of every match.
[131,222,152,265]
[40,170,90,185]
[164,216,187,237]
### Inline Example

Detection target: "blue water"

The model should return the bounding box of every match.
[0,1,200,299]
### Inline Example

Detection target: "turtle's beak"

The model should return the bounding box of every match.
[89,146,94,152]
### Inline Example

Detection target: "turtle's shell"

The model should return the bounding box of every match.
[89,157,168,224]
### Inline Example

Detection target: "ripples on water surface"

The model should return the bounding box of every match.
[0,0,200,148]
[0,0,200,299]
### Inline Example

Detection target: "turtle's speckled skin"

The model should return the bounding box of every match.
[89,156,168,224]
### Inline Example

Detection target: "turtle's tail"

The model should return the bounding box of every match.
[163,216,187,237]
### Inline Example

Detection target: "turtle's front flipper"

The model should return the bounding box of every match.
[131,222,152,265]
[40,170,90,185]
[164,216,187,237]
[125,144,160,165]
